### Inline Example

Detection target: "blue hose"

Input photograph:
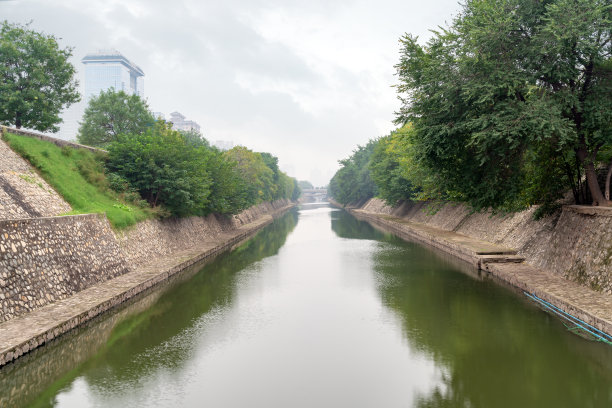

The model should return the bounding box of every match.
[524,291,612,345]
[528,292,612,342]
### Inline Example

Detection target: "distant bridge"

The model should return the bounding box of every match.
[300,188,328,203]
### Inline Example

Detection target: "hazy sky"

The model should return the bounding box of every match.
[1,0,461,186]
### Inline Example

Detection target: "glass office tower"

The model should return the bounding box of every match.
[81,49,145,100]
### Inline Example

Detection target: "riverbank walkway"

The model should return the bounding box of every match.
[350,208,612,340]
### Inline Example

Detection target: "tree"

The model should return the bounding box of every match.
[106,121,211,216]
[298,180,314,190]
[224,146,275,204]
[78,89,154,147]
[369,127,416,205]
[329,140,378,205]
[395,0,612,209]
[0,21,79,131]
[206,149,251,214]
[180,128,209,148]
[291,178,302,201]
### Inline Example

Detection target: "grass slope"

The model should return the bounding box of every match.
[3,133,152,229]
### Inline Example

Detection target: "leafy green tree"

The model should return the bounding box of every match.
[224,146,275,204]
[206,149,251,214]
[106,121,211,216]
[369,127,416,205]
[395,0,612,209]
[329,140,378,205]
[0,21,79,131]
[298,180,314,190]
[78,89,154,147]
[291,178,302,201]
[180,128,209,148]
[260,152,281,199]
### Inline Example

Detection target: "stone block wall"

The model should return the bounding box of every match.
[359,198,612,294]
[0,138,71,220]
[117,199,291,268]
[0,214,130,322]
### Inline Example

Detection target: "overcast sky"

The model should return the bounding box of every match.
[1,0,461,186]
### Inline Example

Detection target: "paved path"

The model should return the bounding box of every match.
[351,208,612,339]
[0,209,289,367]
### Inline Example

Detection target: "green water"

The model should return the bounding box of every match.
[1,204,611,407]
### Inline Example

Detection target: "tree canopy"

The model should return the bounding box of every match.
[330,0,611,213]
[298,180,314,190]
[78,89,155,147]
[106,121,211,216]
[329,140,378,206]
[106,125,298,217]
[394,0,612,209]
[0,21,80,131]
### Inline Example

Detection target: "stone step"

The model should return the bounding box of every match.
[480,254,525,266]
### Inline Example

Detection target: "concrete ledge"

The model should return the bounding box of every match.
[0,204,295,367]
[1,126,105,154]
[351,209,518,269]
[564,205,612,217]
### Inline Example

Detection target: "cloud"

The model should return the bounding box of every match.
[1,0,462,186]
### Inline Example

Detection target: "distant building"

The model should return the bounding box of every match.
[57,49,145,140]
[212,140,234,151]
[169,111,201,133]
[82,49,144,100]
[151,112,165,121]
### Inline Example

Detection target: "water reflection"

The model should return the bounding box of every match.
[0,210,298,408]
[2,205,612,408]
[365,218,612,408]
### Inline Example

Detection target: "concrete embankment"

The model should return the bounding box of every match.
[333,198,612,338]
[0,200,294,367]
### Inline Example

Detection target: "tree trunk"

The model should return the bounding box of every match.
[15,114,21,129]
[584,161,612,206]
[606,162,612,201]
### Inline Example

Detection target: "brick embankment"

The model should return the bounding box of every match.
[0,203,295,367]
[338,203,612,338]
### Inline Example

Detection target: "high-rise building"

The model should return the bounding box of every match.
[56,49,145,140]
[82,49,145,99]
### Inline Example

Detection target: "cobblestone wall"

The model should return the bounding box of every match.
[0,139,71,220]
[117,199,291,268]
[359,198,612,294]
[0,214,130,322]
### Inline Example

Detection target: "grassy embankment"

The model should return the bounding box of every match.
[3,132,153,229]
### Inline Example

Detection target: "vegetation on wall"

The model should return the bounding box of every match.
[3,132,151,228]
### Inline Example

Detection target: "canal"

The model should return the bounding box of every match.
[1,204,612,407]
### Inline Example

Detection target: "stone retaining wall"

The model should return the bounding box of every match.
[358,198,612,294]
[117,199,291,268]
[0,214,130,322]
[0,199,292,323]
[0,139,71,220]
